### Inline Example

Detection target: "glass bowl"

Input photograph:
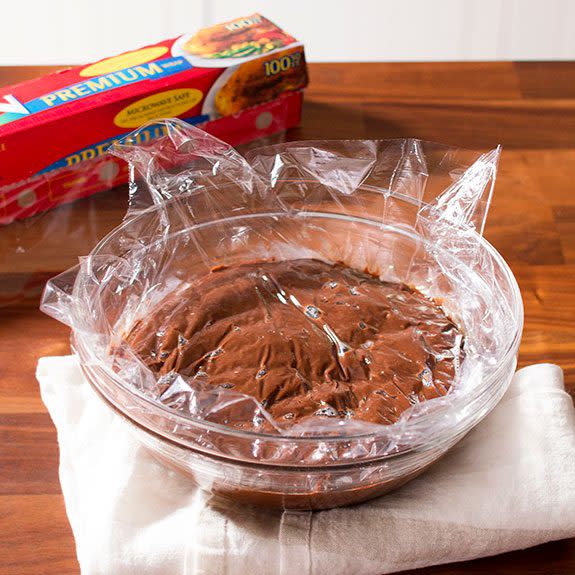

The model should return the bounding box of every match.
[43,185,523,510]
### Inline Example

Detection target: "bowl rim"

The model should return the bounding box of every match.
[74,200,524,445]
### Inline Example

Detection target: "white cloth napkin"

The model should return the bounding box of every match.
[37,356,575,575]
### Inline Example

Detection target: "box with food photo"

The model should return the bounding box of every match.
[0,13,308,225]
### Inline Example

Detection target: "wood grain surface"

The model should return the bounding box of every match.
[1,62,574,574]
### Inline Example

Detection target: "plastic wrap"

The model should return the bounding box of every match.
[41,119,523,494]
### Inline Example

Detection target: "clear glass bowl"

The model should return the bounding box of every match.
[44,185,523,510]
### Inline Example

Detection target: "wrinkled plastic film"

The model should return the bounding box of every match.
[41,118,521,464]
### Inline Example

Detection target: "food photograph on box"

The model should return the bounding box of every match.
[1,3,574,575]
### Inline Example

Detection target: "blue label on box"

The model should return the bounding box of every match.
[0,56,194,126]
[37,114,209,176]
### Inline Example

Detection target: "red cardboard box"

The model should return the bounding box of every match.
[0,14,307,224]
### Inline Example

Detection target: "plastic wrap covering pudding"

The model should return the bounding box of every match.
[126,259,463,430]
[41,119,523,510]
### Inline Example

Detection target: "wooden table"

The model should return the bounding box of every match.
[1,62,574,574]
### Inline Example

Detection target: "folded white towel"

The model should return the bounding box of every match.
[37,357,575,575]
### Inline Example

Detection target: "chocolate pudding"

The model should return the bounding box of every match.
[125,259,463,431]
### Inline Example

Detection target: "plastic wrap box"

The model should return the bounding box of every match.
[0,14,307,224]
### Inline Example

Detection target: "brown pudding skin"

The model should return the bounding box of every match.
[125,259,463,431]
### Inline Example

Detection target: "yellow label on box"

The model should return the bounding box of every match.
[113,89,203,128]
[80,47,169,78]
